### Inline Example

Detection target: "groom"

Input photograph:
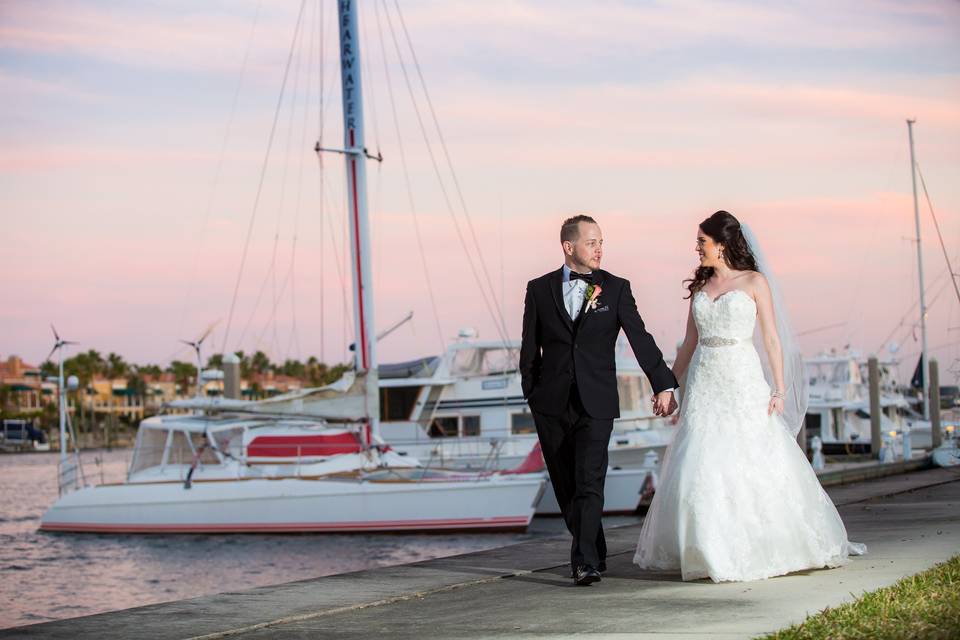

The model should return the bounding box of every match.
[520,214,678,585]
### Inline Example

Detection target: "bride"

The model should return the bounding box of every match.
[634,210,865,582]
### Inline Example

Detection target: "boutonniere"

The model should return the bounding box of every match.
[586,284,602,311]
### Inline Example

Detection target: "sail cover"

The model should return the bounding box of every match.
[165,371,370,422]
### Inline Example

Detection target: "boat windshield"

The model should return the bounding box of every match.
[450,347,519,377]
[129,427,168,474]
[129,427,221,475]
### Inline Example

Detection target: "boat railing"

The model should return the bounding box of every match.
[56,456,86,496]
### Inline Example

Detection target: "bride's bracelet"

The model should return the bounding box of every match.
[771,390,785,400]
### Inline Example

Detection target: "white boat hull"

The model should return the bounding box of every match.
[390,427,672,473]
[536,467,652,516]
[40,475,545,534]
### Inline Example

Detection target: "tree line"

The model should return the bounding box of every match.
[38,350,350,396]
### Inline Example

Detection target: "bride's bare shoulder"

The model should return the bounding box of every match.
[745,271,771,300]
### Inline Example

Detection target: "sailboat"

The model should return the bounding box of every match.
[40,0,545,534]
[797,119,960,458]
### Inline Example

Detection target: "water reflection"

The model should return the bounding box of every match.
[0,450,640,628]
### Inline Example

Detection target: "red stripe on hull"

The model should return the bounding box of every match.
[39,516,531,534]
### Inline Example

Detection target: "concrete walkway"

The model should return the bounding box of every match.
[7,467,959,639]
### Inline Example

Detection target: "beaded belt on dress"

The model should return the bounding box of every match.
[699,336,749,347]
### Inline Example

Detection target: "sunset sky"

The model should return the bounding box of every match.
[2,0,959,383]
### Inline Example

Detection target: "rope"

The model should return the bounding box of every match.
[264,3,309,360]
[380,1,510,347]
[373,0,446,355]
[220,0,308,356]
[392,0,512,344]
[313,155,352,348]
[319,0,326,363]
[178,1,263,341]
[876,253,958,353]
[285,0,322,363]
[916,163,960,307]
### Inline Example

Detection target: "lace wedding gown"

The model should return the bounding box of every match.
[634,289,865,582]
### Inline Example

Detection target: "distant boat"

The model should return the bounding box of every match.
[804,351,933,454]
[0,419,50,453]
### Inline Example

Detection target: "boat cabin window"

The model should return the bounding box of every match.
[380,386,422,421]
[450,347,520,377]
[462,415,480,437]
[804,413,821,439]
[510,412,536,435]
[428,415,480,437]
[428,416,459,437]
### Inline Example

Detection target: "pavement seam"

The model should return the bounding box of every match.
[834,471,960,506]
[182,569,541,640]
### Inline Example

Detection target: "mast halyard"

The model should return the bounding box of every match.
[907,119,929,420]
[337,0,379,444]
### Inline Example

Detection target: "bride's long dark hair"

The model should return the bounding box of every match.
[684,211,759,299]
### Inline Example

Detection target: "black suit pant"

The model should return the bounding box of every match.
[532,383,612,569]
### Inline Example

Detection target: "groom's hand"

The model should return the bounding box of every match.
[652,390,675,417]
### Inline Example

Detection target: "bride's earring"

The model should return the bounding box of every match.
[718,247,724,263]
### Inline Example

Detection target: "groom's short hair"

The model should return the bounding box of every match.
[561,214,597,244]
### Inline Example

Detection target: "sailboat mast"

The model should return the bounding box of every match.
[58,350,68,469]
[907,119,929,420]
[337,0,379,443]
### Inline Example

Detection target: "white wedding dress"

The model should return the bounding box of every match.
[634,289,865,582]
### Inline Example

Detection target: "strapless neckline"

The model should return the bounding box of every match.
[696,289,754,306]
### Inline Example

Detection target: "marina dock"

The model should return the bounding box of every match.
[6,463,959,639]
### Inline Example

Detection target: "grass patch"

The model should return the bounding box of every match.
[760,555,960,640]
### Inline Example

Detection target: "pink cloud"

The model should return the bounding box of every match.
[0,2,294,75]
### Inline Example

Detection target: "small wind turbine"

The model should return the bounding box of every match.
[180,321,218,398]
[47,325,78,491]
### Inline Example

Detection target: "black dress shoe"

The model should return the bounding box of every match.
[571,561,606,578]
[574,565,602,586]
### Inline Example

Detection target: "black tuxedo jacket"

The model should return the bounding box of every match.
[520,267,677,419]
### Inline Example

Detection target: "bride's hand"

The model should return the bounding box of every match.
[768,396,785,416]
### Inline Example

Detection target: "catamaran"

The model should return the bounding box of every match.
[41,0,545,534]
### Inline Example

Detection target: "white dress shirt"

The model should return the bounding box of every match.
[562,264,591,320]
[562,264,677,397]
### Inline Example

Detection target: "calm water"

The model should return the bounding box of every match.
[0,450,640,629]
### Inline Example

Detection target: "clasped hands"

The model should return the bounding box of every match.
[652,390,678,418]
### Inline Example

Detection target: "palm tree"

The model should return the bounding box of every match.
[280,359,306,378]
[167,361,197,397]
[106,353,129,379]
[138,364,163,377]
[126,371,148,416]
[251,351,272,375]
[64,350,105,434]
